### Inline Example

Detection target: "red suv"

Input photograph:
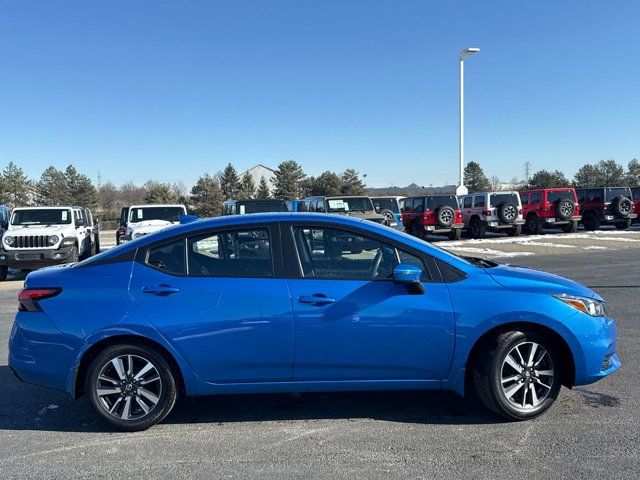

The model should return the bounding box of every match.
[631,187,640,223]
[401,195,464,240]
[520,188,581,234]
[576,187,637,230]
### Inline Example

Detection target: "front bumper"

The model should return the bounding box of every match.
[0,246,75,270]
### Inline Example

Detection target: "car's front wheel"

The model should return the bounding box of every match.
[473,330,561,420]
[86,343,178,431]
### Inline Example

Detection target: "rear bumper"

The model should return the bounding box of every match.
[0,246,75,270]
[541,216,581,225]
[423,222,464,234]
[485,219,525,229]
[601,213,637,224]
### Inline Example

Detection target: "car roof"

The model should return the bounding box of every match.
[13,206,78,210]
[129,204,187,209]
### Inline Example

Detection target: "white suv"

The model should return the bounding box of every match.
[459,191,525,238]
[0,206,96,279]
[120,204,187,243]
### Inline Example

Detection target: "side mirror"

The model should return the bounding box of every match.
[393,263,425,294]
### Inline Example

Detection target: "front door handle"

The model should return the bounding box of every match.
[298,295,336,305]
[142,285,180,295]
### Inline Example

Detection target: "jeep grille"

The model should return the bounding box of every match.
[14,235,52,248]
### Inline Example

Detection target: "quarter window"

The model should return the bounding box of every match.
[474,196,486,208]
[146,239,186,275]
[463,197,473,209]
[188,228,273,277]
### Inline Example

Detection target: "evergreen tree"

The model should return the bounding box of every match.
[463,161,491,193]
[627,158,640,186]
[238,174,256,199]
[273,160,306,199]
[573,164,600,188]
[574,159,625,187]
[255,176,271,199]
[143,181,179,204]
[190,173,224,217]
[340,169,366,195]
[0,162,32,208]
[527,170,570,189]
[312,171,343,196]
[64,165,97,207]
[37,166,71,205]
[219,163,240,200]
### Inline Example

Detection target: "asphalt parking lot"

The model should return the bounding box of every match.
[0,249,638,479]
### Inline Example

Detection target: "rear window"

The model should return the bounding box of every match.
[490,193,519,207]
[425,195,458,210]
[547,190,576,203]
[372,198,400,213]
[131,206,185,223]
[326,197,374,213]
[604,188,631,202]
[237,201,287,214]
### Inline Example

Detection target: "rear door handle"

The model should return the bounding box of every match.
[298,295,336,305]
[142,285,180,295]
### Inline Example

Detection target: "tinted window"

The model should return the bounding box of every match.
[372,198,400,213]
[463,197,473,209]
[520,193,529,205]
[188,228,272,277]
[548,190,575,203]
[315,200,325,212]
[12,209,72,226]
[402,199,413,212]
[130,206,185,223]
[237,201,288,214]
[530,192,542,204]
[576,190,586,203]
[474,196,486,208]
[413,198,424,212]
[604,188,631,201]
[146,239,186,275]
[490,194,518,207]
[293,227,396,279]
[326,197,375,213]
[425,195,458,210]
[587,189,602,202]
[397,250,432,282]
[632,188,640,200]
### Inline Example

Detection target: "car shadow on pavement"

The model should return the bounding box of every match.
[0,366,503,433]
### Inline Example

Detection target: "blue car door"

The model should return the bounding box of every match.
[129,225,294,384]
[284,223,455,381]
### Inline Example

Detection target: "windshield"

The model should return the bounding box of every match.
[490,193,519,207]
[372,198,399,213]
[326,197,374,213]
[11,209,72,226]
[548,190,576,203]
[238,201,288,214]
[130,206,185,223]
[426,195,458,210]
[604,188,631,201]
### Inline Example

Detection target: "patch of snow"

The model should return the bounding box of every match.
[442,246,535,258]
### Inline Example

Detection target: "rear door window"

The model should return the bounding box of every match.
[530,192,542,204]
[413,198,424,212]
[473,196,486,208]
[520,193,529,205]
[146,239,186,275]
[463,197,472,209]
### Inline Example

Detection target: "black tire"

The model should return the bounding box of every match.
[562,221,579,233]
[583,212,600,231]
[448,228,462,240]
[525,215,543,235]
[611,196,633,218]
[67,246,79,263]
[554,198,574,220]
[0,266,7,281]
[615,219,632,230]
[473,330,562,421]
[497,202,518,224]
[95,235,101,254]
[86,343,178,431]
[507,225,522,237]
[435,206,455,228]
[410,221,425,239]
[470,218,486,239]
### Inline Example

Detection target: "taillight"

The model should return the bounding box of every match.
[18,288,62,312]
[484,209,492,216]
[118,227,126,235]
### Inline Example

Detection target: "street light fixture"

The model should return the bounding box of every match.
[456,47,480,196]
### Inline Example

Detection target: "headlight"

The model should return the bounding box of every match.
[132,232,145,239]
[3,235,14,246]
[553,294,607,317]
[48,235,60,245]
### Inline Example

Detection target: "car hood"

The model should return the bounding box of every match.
[128,220,176,233]
[6,224,72,235]
[486,263,601,300]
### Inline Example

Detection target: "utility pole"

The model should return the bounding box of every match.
[456,48,480,196]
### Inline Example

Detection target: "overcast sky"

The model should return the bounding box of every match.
[1,1,638,188]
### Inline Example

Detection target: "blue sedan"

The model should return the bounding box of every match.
[9,213,620,430]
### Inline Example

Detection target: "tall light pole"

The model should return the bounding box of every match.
[456,47,480,196]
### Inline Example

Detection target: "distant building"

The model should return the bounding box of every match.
[240,164,276,193]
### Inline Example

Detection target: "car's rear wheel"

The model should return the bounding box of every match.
[562,221,579,233]
[615,220,632,230]
[86,344,178,431]
[525,215,543,235]
[470,218,486,239]
[448,228,462,240]
[507,225,522,237]
[583,213,600,231]
[0,266,7,281]
[473,330,561,420]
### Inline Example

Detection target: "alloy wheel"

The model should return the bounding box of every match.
[440,210,453,224]
[500,341,554,411]
[95,354,162,421]
[504,205,517,221]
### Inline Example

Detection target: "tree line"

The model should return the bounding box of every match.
[463,158,640,193]
[0,160,366,220]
